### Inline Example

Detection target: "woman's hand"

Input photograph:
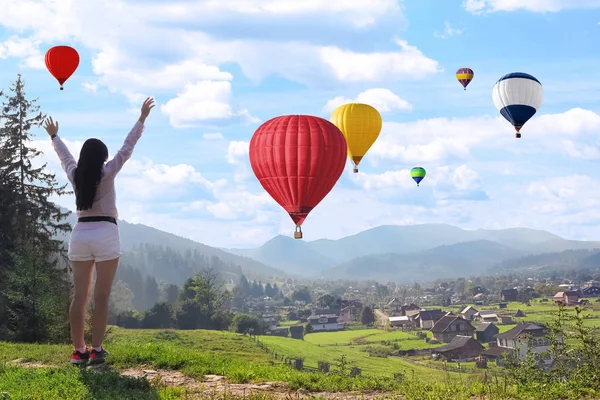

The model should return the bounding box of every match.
[43,117,59,137]
[139,97,155,124]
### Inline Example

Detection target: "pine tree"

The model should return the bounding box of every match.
[0,75,72,342]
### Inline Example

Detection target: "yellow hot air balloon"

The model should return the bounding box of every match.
[330,103,382,173]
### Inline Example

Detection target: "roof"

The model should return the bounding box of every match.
[308,314,338,319]
[388,297,401,305]
[554,292,565,298]
[431,315,474,333]
[476,322,498,333]
[389,316,410,322]
[418,309,445,321]
[433,335,483,353]
[480,313,498,319]
[496,323,545,340]
[501,288,518,294]
[482,346,512,357]
[564,291,580,296]
[460,306,478,314]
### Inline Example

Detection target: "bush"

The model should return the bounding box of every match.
[230,313,264,334]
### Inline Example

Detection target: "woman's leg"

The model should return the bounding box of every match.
[91,257,119,348]
[70,260,95,349]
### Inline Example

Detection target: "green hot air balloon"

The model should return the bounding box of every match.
[411,167,426,187]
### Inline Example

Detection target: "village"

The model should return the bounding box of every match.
[249,279,600,371]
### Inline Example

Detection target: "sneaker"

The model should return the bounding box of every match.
[89,347,109,365]
[71,349,90,365]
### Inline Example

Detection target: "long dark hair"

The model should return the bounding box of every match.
[74,139,108,210]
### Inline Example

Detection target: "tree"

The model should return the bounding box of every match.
[361,306,375,326]
[161,283,179,305]
[144,276,160,310]
[317,294,336,308]
[0,75,72,342]
[142,302,174,329]
[109,280,135,315]
[230,314,264,334]
[292,287,312,303]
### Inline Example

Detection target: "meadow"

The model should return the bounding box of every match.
[1,299,600,399]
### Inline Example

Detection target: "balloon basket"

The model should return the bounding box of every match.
[60,87,64,90]
[294,226,302,239]
[353,167,358,173]
[515,133,521,138]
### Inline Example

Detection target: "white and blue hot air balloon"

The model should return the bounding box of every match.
[492,72,543,138]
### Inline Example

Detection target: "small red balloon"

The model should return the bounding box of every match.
[45,46,80,90]
[249,115,347,239]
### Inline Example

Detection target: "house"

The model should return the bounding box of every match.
[261,313,278,330]
[308,314,343,332]
[290,325,304,340]
[476,322,499,343]
[387,298,403,315]
[497,315,513,325]
[430,315,476,343]
[498,303,507,309]
[431,335,484,361]
[553,291,581,306]
[339,306,359,323]
[476,312,498,323]
[389,316,415,328]
[460,306,479,321]
[581,286,600,297]
[501,289,518,302]
[482,322,560,367]
[473,293,488,305]
[401,303,420,315]
[416,309,446,329]
[514,310,526,318]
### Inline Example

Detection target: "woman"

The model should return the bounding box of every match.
[45,98,154,365]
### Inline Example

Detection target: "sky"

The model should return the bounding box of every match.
[2,0,600,248]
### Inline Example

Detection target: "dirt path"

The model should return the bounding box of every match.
[8,359,399,399]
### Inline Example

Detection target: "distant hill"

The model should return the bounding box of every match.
[56,211,286,281]
[229,224,600,278]
[321,240,525,281]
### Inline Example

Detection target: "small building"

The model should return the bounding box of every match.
[389,316,414,328]
[501,289,518,302]
[554,291,581,306]
[514,310,526,318]
[581,286,600,298]
[430,315,476,343]
[498,303,507,309]
[387,298,403,315]
[416,309,446,330]
[432,335,484,361]
[339,306,358,323]
[476,322,499,343]
[473,293,488,306]
[476,312,498,323]
[497,315,513,325]
[460,306,479,321]
[290,325,304,340]
[308,314,342,332]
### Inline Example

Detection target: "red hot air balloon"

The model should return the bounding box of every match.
[45,46,80,90]
[249,115,347,239]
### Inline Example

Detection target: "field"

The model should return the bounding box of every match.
[1,299,600,399]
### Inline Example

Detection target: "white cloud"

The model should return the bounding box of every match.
[161,81,259,128]
[82,82,98,92]
[227,141,250,164]
[433,21,463,39]
[323,88,412,113]
[370,108,600,164]
[203,133,224,140]
[463,0,600,14]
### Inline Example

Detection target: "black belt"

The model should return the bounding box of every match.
[78,216,117,225]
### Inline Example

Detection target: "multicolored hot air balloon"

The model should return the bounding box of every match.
[330,103,382,173]
[492,72,543,138]
[249,115,347,239]
[456,68,474,90]
[411,167,426,187]
[45,46,80,90]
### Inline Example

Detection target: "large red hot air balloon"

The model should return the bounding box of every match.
[45,46,80,90]
[249,115,347,239]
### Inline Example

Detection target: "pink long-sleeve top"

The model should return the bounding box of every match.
[51,121,145,219]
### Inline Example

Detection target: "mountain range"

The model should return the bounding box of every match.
[229,224,600,281]
[55,211,600,283]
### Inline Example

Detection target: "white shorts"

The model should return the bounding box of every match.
[68,221,122,262]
